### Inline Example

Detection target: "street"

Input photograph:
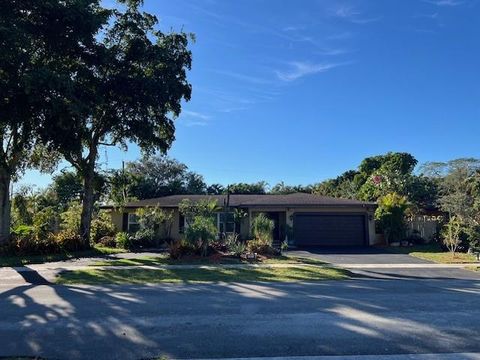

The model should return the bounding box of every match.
[1,275,479,359]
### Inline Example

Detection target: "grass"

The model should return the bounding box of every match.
[466,266,480,272]
[387,243,478,264]
[56,265,350,285]
[0,245,125,267]
[92,254,327,267]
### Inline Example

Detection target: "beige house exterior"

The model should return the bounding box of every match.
[103,193,377,247]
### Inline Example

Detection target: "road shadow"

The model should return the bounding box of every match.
[0,274,479,359]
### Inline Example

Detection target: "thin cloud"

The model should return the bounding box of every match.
[180,110,211,126]
[183,110,210,120]
[212,70,273,85]
[331,4,381,24]
[283,25,307,32]
[317,48,352,56]
[424,0,463,6]
[413,12,439,19]
[275,61,349,82]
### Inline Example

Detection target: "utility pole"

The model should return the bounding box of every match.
[122,160,127,203]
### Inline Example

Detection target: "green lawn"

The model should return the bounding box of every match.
[92,254,327,267]
[387,244,477,264]
[56,265,350,285]
[0,246,125,267]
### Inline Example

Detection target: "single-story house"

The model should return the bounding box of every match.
[102,193,378,247]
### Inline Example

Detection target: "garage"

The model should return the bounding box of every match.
[293,213,367,247]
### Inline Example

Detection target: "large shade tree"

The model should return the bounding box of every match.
[0,0,108,243]
[46,0,193,246]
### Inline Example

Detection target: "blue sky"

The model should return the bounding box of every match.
[20,0,480,190]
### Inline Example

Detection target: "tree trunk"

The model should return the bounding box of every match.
[79,163,95,248]
[0,167,11,245]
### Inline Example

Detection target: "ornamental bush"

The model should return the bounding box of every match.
[184,215,218,256]
[251,213,274,246]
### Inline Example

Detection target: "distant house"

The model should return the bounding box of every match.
[102,193,378,247]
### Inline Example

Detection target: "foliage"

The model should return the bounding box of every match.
[0,0,109,242]
[225,233,246,256]
[50,230,83,252]
[52,171,84,208]
[135,205,174,241]
[207,183,225,195]
[60,202,82,233]
[375,193,409,244]
[115,232,131,250]
[43,0,193,245]
[167,239,195,260]
[270,182,312,194]
[91,212,116,243]
[5,228,83,255]
[228,182,268,194]
[251,213,274,246]
[53,170,107,210]
[442,216,462,256]
[422,158,480,251]
[32,206,58,239]
[246,239,279,256]
[184,215,218,256]
[109,155,206,202]
[313,170,360,199]
[96,236,116,248]
[179,198,220,218]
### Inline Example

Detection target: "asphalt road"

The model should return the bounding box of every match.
[1,276,480,360]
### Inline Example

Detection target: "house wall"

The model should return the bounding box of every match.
[108,208,181,240]
[109,205,376,245]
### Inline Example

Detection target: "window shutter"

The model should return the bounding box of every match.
[122,212,128,232]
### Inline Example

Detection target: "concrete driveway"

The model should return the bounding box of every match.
[286,247,480,280]
[287,246,431,265]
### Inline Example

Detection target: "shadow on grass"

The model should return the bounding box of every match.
[0,247,126,267]
[57,266,351,285]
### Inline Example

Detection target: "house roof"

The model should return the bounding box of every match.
[102,193,376,209]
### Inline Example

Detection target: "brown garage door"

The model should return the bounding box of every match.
[294,213,367,247]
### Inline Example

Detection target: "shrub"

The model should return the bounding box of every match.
[115,232,131,250]
[246,239,279,256]
[11,225,35,238]
[132,228,156,248]
[167,239,194,259]
[442,216,462,256]
[225,233,245,256]
[184,215,218,256]
[91,212,116,242]
[375,193,409,245]
[32,206,58,239]
[49,230,83,252]
[251,213,274,246]
[97,236,116,248]
[6,228,83,255]
[60,202,82,232]
[463,224,480,252]
[135,206,174,242]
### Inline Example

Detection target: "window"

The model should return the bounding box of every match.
[127,213,140,233]
[218,212,235,234]
[179,212,235,234]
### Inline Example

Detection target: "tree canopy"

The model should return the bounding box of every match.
[36,0,193,245]
[108,155,206,203]
[0,0,109,243]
